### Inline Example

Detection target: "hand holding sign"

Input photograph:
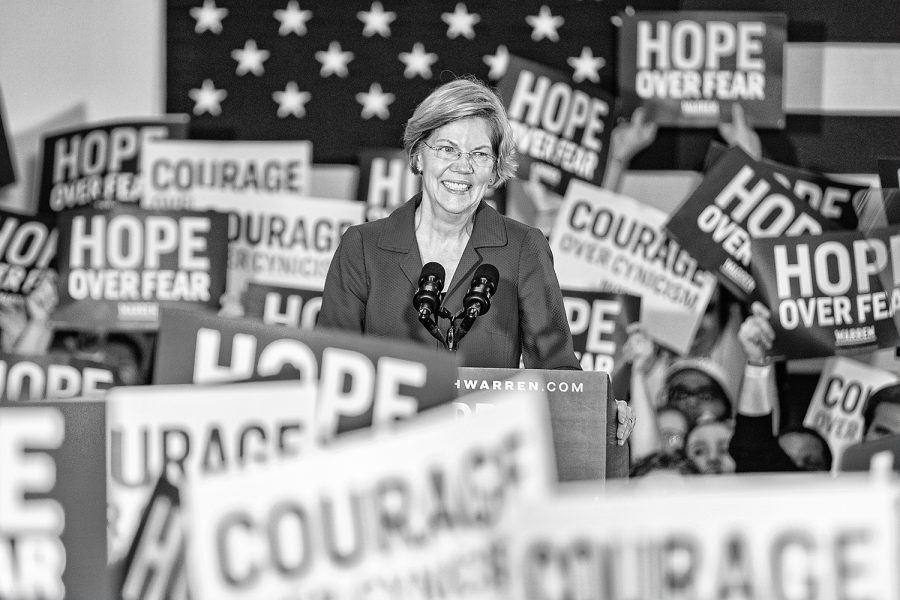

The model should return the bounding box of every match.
[611,107,659,164]
[605,106,659,191]
[24,270,58,322]
[622,322,656,375]
[718,103,762,160]
[738,301,774,364]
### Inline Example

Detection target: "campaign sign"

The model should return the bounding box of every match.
[52,207,229,331]
[153,307,461,435]
[139,138,312,208]
[182,386,555,600]
[803,357,898,473]
[116,474,187,600]
[667,146,840,301]
[617,11,787,128]
[242,281,321,328]
[562,288,640,375]
[36,116,189,215]
[0,352,116,401]
[0,209,57,311]
[106,380,319,564]
[0,401,107,600]
[171,192,358,297]
[549,179,716,355]
[501,476,900,600]
[877,157,900,189]
[356,148,421,222]
[752,227,900,359]
[497,55,613,196]
[706,141,864,230]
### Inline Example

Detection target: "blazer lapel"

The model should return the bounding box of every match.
[445,201,508,304]
[377,195,423,287]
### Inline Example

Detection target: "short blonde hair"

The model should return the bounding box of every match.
[402,77,518,186]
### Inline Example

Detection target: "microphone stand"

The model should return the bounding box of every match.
[418,309,446,347]
[445,308,477,352]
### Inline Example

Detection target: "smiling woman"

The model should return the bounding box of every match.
[316,76,581,371]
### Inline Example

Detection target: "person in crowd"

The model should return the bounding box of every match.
[862,382,900,442]
[50,330,154,386]
[624,321,734,462]
[684,418,735,475]
[316,76,635,441]
[0,269,59,354]
[663,358,734,426]
[629,449,699,478]
[624,316,735,461]
[657,405,690,456]
[625,284,747,418]
[728,301,833,472]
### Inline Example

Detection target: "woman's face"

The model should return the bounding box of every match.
[685,421,735,475]
[417,117,496,217]
[665,369,730,426]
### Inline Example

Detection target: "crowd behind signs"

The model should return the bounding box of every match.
[3,9,900,599]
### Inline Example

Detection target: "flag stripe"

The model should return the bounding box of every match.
[785,43,900,115]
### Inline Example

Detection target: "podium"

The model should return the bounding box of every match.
[455,368,629,481]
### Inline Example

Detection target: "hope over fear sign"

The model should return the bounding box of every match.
[617,11,786,128]
[53,207,228,331]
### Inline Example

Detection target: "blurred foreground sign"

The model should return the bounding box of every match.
[183,386,555,600]
[502,475,900,600]
[0,401,106,600]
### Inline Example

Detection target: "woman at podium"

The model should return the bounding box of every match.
[317,76,579,371]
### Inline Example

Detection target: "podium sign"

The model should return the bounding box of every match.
[455,368,628,481]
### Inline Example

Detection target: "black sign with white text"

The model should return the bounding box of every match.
[53,207,228,331]
[498,55,613,196]
[618,11,786,128]
[37,116,188,215]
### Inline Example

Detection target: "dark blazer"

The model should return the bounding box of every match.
[317,194,580,369]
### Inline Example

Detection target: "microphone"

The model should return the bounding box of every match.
[454,264,499,344]
[463,263,499,319]
[414,262,447,346]
[413,262,445,318]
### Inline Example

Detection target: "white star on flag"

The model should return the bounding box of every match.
[356,83,395,120]
[442,3,480,40]
[272,81,311,118]
[190,0,228,34]
[232,39,270,76]
[273,1,312,37]
[398,43,438,79]
[358,2,396,38]
[483,45,510,80]
[526,5,564,42]
[188,79,227,115]
[567,46,605,83]
[315,41,354,78]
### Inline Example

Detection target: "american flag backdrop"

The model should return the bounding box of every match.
[166,0,900,173]
[165,0,673,165]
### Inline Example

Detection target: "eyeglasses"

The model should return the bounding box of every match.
[667,386,726,409]
[422,142,496,168]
